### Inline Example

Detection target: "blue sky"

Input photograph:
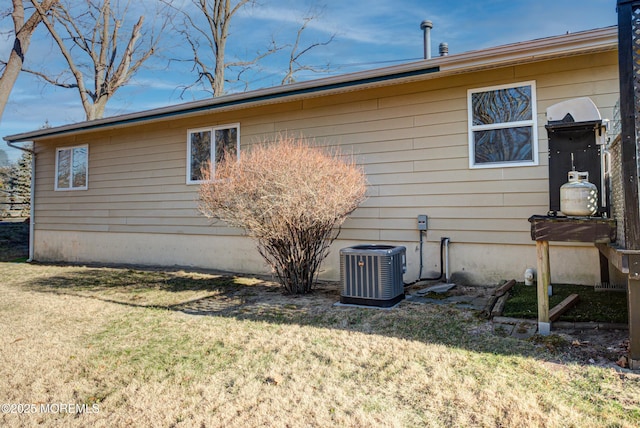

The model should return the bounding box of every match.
[1,0,617,163]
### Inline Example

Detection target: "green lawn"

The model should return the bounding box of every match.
[503,283,628,324]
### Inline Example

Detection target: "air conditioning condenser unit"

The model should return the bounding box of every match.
[340,245,406,307]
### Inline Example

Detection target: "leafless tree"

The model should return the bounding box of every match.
[0,0,58,122]
[281,15,334,85]
[164,0,276,97]
[167,1,334,97]
[28,0,167,120]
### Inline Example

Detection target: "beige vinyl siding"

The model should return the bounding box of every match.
[32,50,618,256]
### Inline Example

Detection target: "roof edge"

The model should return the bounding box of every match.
[5,26,618,143]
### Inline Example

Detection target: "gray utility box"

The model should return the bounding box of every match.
[340,245,406,307]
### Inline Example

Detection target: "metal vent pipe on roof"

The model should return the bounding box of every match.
[420,20,433,59]
[439,42,449,56]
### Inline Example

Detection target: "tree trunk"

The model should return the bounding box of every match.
[87,97,108,121]
[0,0,58,122]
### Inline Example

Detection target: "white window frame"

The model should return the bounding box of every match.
[467,81,538,169]
[186,123,240,184]
[54,144,89,191]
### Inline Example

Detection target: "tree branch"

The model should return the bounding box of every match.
[0,0,59,121]
[281,16,335,85]
[30,0,94,116]
[29,0,166,119]
[19,66,80,90]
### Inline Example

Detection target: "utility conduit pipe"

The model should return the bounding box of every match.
[406,235,449,287]
[443,237,451,283]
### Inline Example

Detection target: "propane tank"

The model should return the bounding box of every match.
[560,171,598,216]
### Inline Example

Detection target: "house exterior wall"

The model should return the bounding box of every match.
[31,50,619,285]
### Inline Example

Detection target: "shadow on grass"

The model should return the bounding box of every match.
[20,263,627,365]
[22,264,278,309]
[0,221,29,262]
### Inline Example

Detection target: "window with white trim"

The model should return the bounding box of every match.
[187,124,239,184]
[468,81,538,168]
[55,145,88,191]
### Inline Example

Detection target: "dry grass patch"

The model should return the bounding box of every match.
[1,262,639,427]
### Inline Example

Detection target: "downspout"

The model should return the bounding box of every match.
[6,141,35,262]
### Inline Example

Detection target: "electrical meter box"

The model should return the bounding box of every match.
[417,215,428,230]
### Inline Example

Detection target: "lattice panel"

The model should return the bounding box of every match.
[633,5,640,157]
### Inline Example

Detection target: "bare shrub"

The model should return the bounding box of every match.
[198,135,367,294]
